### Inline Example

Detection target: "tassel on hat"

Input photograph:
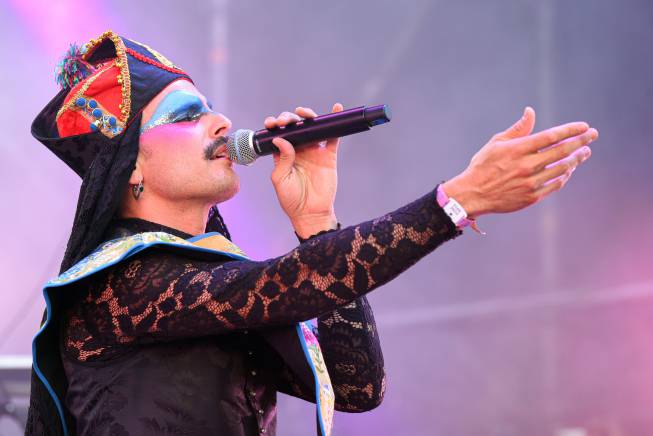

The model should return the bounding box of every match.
[54,43,96,90]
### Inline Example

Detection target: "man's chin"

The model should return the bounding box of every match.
[211,176,240,204]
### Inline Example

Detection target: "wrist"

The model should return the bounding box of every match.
[437,182,486,235]
[295,222,342,243]
[291,213,338,239]
[441,175,483,219]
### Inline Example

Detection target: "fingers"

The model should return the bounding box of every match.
[534,169,575,199]
[295,106,317,118]
[270,137,296,180]
[493,106,536,141]
[264,107,318,129]
[530,145,591,188]
[325,103,344,153]
[522,121,591,153]
[264,111,301,129]
[264,116,278,129]
[534,128,598,171]
[263,103,344,153]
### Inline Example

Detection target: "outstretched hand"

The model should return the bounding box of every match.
[443,107,598,218]
[268,103,344,238]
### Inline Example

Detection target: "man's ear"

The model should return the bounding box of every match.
[128,156,144,185]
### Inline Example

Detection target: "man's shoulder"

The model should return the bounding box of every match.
[48,232,191,287]
[48,231,247,288]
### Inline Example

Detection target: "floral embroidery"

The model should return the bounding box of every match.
[299,322,335,436]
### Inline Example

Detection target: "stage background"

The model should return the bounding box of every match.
[1,1,651,435]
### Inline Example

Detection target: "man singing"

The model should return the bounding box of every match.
[26,31,597,436]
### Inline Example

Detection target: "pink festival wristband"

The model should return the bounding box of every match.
[436,184,486,235]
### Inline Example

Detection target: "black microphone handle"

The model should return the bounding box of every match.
[252,105,391,156]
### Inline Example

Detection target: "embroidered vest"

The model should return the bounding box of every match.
[32,231,335,436]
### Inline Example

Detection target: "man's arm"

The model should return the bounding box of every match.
[273,227,384,412]
[276,296,385,412]
[63,188,459,362]
[64,107,598,362]
[319,297,385,411]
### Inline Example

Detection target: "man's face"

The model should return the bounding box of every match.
[137,79,238,205]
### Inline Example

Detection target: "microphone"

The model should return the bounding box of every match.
[226,104,391,165]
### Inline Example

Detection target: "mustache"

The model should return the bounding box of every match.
[203,136,228,160]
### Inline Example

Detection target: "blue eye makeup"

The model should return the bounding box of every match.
[140,90,213,134]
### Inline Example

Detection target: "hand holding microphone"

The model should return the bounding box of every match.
[267,103,344,240]
[232,103,391,239]
[230,103,598,238]
[226,104,392,165]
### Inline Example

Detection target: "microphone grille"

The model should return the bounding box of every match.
[227,129,257,165]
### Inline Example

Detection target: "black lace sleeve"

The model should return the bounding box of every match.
[63,188,460,362]
[276,296,386,412]
[274,227,385,412]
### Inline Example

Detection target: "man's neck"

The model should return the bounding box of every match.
[120,196,212,236]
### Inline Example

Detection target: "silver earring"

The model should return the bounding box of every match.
[132,179,144,200]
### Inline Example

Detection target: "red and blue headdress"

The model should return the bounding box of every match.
[35,30,191,176]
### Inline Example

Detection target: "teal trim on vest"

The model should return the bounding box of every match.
[186,231,223,243]
[32,285,68,435]
[296,322,328,436]
[31,231,332,436]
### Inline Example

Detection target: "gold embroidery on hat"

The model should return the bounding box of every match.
[80,97,125,138]
[130,39,181,70]
[54,61,125,138]
[55,66,110,121]
[82,30,132,123]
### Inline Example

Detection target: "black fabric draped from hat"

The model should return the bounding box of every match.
[25,31,231,436]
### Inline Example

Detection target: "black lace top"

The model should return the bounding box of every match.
[59,188,461,435]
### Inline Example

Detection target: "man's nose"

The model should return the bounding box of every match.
[208,112,232,138]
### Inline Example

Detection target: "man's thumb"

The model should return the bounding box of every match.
[271,137,296,177]
[495,106,536,140]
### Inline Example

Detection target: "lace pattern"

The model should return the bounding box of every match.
[62,188,460,412]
